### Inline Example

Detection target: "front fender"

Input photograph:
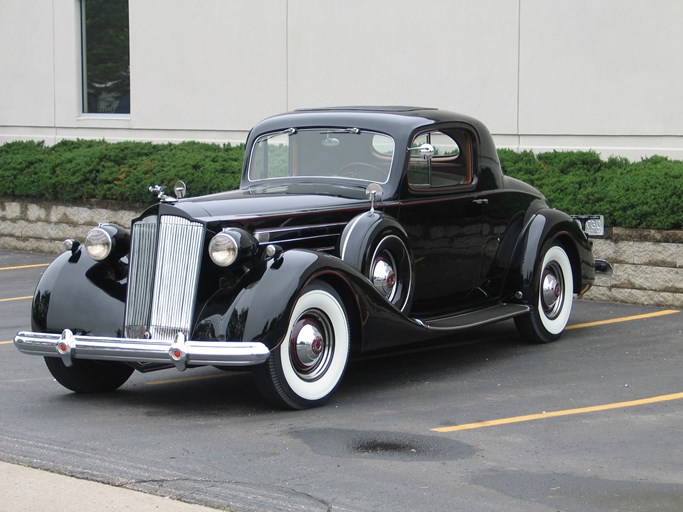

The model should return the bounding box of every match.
[30,249,126,336]
[194,250,346,349]
[193,249,432,353]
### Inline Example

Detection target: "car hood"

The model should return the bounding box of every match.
[171,183,368,222]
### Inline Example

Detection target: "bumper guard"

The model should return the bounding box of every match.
[14,330,271,371]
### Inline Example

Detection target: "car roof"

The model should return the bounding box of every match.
[247,106,499,163]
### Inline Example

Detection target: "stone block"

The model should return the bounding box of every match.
[0,201,22,220]
[585,285,683,308]
[49,204,137,229]
[592,240,682,268]
[607,264,683,293]
[26,203,48,222]
[0,235,63,254]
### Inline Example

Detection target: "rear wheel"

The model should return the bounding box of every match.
[44,357,134,393]
[254,280,350,409]
[515,243,574,343]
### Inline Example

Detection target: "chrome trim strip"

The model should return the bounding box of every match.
[340,214,365,260]
[14,330,270,368]
[258,233,340,247]
[254,221,348,237]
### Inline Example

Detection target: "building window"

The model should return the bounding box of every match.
[81,0,130,114]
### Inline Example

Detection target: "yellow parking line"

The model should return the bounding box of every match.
[566,309,679,330]
[0,340,13,345]
[432,392,683,433]
[0,263,49,271]
[0,296,33,303]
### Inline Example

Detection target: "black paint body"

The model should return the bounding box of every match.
[31,107,595,359]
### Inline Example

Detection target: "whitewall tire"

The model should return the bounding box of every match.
[515,243,574,343]
[254,280,350,409]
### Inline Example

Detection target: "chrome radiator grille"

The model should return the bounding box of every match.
[125,215,204,341]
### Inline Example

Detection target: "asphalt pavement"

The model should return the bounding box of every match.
[2,249,682,511]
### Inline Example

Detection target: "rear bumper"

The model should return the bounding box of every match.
[14,330,271,371]
[595,259,613,275]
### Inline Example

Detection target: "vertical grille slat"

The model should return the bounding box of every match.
[125,216,157,338]
[125,214,204,341]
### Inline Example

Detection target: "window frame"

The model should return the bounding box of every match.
[406,126,475,192]
[247,128,396,184]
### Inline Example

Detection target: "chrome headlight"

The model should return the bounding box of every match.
[84,226,113,261]
[209,232,239,267]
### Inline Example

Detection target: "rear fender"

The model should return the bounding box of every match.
[504,209,594,302]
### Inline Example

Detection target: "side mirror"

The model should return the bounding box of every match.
[365,183,383,214]
[407,143,435,161]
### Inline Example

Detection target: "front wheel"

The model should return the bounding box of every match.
[253,280,350,409]
[44,357,134,393]
[515,243,574,343]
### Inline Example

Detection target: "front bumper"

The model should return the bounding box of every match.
[14,330,271,371]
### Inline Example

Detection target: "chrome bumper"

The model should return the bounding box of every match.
[595,258,613,275]
[14,330,271,371]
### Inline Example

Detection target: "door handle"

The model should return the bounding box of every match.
[472,198,488,205]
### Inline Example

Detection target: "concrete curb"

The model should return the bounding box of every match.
[2,460,218,512]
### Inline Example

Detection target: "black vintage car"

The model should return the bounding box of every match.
[15,107,606,409]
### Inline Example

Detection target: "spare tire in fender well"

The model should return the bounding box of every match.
[339,211,414,313]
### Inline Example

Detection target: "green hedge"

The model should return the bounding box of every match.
[0,140,243,203]
[497,150,682,230]
[1,140,681,229]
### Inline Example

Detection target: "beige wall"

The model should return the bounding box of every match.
[1,0,682,159]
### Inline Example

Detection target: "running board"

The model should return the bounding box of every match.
[414,303,530,331]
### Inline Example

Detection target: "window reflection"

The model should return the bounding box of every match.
[81,0,130,114]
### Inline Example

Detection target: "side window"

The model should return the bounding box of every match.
[408,128,472,189]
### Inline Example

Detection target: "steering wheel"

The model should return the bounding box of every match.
[338,162,387,181]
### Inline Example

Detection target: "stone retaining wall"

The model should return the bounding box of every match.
[1,197,681,307]
[0,197,139,254]
[585,228,683,307]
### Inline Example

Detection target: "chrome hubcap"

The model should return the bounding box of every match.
[371,253,397,301]
[290,313,333,380]
[541,262,564,319]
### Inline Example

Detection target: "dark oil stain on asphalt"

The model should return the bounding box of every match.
[292,428,476,461]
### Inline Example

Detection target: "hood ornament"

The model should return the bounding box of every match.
[149,180,187,202]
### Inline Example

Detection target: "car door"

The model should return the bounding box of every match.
[398,126,492,317]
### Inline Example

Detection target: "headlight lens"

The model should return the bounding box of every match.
[84,227,113,261]
[209,232,239,267]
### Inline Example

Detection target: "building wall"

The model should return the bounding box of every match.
[1,0,682,159]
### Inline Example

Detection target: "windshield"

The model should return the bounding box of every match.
[248,128,395,184]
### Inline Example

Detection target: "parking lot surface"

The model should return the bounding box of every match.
[1,250,682,511]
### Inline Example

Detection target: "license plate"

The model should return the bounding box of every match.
[571,215,605,237]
